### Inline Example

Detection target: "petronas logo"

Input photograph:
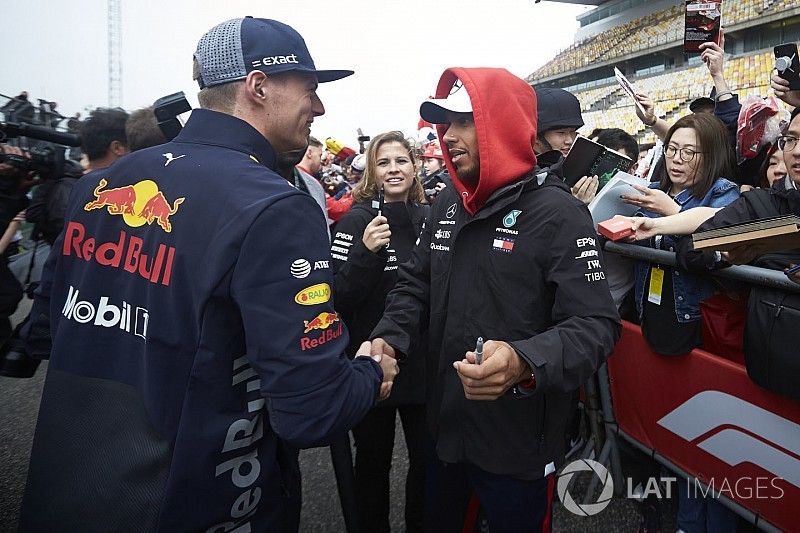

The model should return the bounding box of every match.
[503,210,522,228]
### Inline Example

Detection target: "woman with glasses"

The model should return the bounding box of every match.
[622,113,740,354]
[330,130,428,533]
[624,112,741,533]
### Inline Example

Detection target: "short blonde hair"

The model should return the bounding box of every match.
[192,57,239,113]
[352,131,424,204]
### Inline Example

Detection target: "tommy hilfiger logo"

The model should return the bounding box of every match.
[492,237,515,253]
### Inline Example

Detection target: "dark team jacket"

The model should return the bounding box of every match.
[371,172,620,479]
[331,199,428,406]
[372,67,620,480]
[20,109,381,532]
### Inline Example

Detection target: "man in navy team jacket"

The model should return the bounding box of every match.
[19,17,396,532]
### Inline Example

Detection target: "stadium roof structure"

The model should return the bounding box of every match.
[535,0,606,5]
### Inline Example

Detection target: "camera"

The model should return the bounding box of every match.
[0,120,81,180]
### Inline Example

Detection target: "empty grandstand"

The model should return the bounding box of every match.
[530,0,800,146]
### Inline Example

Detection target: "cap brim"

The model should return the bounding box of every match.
[419,98,472,124]
[315,69,354,83]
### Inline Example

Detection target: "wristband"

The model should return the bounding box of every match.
[644,115,658,127]
[714,91,732,102]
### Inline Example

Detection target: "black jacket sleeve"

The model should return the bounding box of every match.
[330,209,387,315]
[508,199,621,395]
[369,216,432,358]
[676,195,757,272]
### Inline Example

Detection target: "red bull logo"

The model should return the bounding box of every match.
[303,312,339,333]
[300,322,344,351]
[85,178,185,233]
[63,221,176,286]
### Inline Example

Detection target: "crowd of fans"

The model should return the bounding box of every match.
[1,25,799,532]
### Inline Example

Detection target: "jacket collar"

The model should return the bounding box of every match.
[175,109,277,170]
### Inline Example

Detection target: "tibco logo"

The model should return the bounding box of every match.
[62,285,149,340]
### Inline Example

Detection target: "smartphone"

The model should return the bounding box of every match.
[774,43,800,91]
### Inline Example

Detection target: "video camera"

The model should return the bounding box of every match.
[0,121,81,180]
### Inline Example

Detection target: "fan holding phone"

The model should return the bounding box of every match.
[772,42,800,107]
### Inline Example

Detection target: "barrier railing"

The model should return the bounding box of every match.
[577,242,800,532]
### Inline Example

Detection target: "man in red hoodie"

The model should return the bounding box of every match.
[370,68,620,531]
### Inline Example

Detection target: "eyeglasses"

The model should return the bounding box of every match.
[664,145,704,162]
[777,135,799,151]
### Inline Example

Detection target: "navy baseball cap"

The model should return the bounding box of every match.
[194,17,353,89]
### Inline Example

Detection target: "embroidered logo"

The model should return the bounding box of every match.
[503,210,522,228]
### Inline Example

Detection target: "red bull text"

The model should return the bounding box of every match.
[63,222,176,286]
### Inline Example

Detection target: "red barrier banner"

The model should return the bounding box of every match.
[607,321,800,531]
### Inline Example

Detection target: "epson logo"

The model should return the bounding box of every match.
[251,54,299,68]
[62,285,148,340]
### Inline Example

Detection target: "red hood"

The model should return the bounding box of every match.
[434,68,538,215]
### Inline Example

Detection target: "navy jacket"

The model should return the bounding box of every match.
[20,109,381,532]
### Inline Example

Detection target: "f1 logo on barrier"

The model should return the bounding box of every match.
[658,390,800,488]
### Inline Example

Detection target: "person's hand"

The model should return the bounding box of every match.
[771,72,800,108]
[362,215,391,252]
[624,216,660,241]
[621,185,680,216]
[786,264,800,285]
[453,340,531,400]
[721,243,774,265]
[699,37,725,80]
[634,92,657,125]
[359,340,398,401]
[571,175,599,205]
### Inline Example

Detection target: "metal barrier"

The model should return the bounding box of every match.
[573,242,800,532]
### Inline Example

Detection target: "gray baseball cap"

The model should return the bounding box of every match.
[194,17,353,89]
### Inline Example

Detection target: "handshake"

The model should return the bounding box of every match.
[359,337,534,402]
[356,339,398,401]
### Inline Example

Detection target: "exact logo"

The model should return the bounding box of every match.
[557,459,614,516]
[291,259,312,279]
[294,283,331,305]
[251,54,299,68]
[85,178,185,233]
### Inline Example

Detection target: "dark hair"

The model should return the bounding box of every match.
[593,128,639,160]
[791,106,800,123]
[352,131,424,204]
[80,107,129,160]
[125,106,166,152]
[308,135,322,149]
[657,113,736,199]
